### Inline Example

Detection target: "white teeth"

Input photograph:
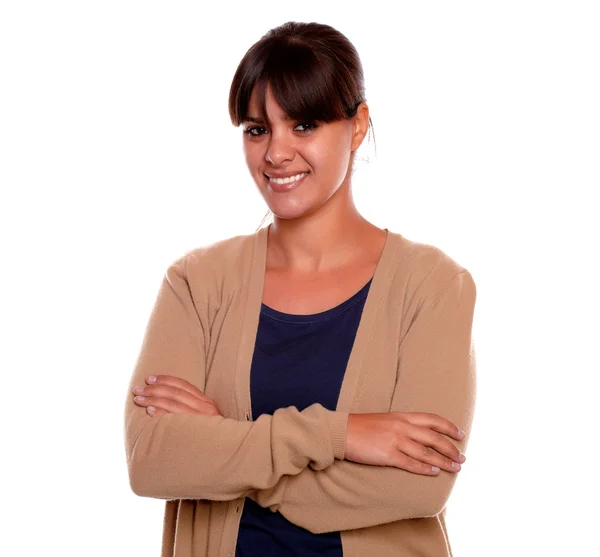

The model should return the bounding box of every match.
[268,172,307,184]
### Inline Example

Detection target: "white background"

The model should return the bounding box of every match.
[1,1,598,555]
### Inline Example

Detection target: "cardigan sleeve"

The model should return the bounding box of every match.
[123,255,348,502]
[248,270,477,534]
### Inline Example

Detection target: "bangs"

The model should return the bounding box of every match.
[229,38,360,127]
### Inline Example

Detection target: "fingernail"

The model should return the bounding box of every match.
[431,466,440,473]
[133,386,144,394]
[134,396,145,402]
[147,376,156,383]
[147,406,155,414]
[458,429,465,439]
[459,453,466,463]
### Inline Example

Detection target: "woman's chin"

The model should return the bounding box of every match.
[265,201,315,221]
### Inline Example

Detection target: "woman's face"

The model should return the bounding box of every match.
[242,84,368,221]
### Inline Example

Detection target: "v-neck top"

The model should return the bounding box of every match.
[124,223,478,557]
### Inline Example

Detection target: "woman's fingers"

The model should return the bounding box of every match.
[137,384,204,409]
[399,411,466,441]
[146,405,169,417]
[134,393,221,416]
[409,427,465,465]
[132,376,223,417]
[398,439,461,474]
[389,449,441,475]
[145,375,210,401]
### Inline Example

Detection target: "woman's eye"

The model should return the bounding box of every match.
[244,127,266,137]
[295,122,318,132]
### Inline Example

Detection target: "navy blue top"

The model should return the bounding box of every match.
[235,277,373,557]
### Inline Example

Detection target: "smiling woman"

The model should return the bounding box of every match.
[228,22,376,228]
[124,19,476,557]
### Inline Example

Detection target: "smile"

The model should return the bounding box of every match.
[265,172,309,193]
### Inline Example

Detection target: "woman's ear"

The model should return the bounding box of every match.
[351,102,370,151]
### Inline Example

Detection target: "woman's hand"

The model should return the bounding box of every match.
[345,412,466,475]
[132,375,223,417]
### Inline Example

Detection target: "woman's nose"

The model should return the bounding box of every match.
[265,132,294,166]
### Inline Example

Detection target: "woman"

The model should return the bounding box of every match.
[124,21,477,557]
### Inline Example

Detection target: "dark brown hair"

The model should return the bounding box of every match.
[228,21,376,229]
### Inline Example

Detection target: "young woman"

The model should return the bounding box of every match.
[124,21,477,557]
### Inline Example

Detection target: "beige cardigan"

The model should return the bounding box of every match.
[123,224,477,557]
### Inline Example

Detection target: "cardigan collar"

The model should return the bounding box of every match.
[233,223,403,420]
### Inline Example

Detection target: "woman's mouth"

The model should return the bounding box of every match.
[264,172,309,193]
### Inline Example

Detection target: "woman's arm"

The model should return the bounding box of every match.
[248,271,477,534]
[124,254,348,502]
